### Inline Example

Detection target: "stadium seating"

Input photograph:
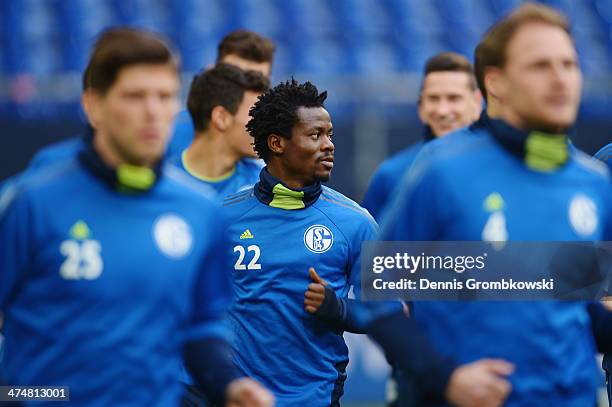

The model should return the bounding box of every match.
[1,0,611,119]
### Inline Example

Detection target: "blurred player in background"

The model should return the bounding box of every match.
[364,53,482,403]
[216,29,275,77]
[372,29,526,407]
[0,27,272,407]
[167,30,276,158]
[362,52,481,221]
[170,63,269,198]
[594,141,612,405]
[222,78,386,406]
[382,3,612,405]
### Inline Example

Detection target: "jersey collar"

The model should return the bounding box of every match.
[78,126,163,193]
[485,114,570,172]
[423,125,436,142]
[254,167,322,210]
[180,149,237,183]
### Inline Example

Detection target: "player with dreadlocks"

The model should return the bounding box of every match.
[221,78,396,406]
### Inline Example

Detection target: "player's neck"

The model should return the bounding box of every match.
[93,130,155,168]
[183,131,239,179]
[498,107,530,132]
[266,163,310,190]
[486,100,500,119]
[498,108,566,135]
[254,167,323,209]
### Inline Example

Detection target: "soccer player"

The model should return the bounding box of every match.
[0,28,272,407]
[595,143,612,171]
[216,29,275,77]
[219,78,382,406]
[382,4,612,405]
[167,30,276,158]
[169,63,269,198]
[362,52,481,221]
[594,141,612,405]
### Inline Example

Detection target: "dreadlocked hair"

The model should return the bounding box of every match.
[246,78,327,162]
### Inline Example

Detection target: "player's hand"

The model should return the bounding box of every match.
[445,358,514,407]
[226,377,275,407]
[304,267,328,313]
[601,296,612,311]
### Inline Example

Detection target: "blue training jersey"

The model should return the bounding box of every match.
[594,143,612,172]
[222,177,377,407]
[594,142,612,375]
[382,120,612,406]
[0,159,232,407]
[362,142,423,222]
[169,151,263,199]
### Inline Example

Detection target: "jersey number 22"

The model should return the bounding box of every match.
[234,245,261,270]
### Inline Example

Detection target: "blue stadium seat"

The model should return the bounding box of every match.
[1,1,27,74]
[0,0,611,122]
[267,40,295,80]
[539,0,575,16]
[295,40,352,76]
[20,0,59,75]
[335,0,394,41]
[487,0,522,18]
[56,0,93,71]
[353,40,401,75]
[111,0,140,25]
[233,0,282,39]
[169,0,226,72]
[278,0,337,42]
[397,36,447,72]
[393,0,444,37]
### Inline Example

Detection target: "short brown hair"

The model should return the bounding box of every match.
[216,30,276,64]
[187,63,270,132]
[422,52,477,91]
[83,27,179,94]
[474,2,571,100]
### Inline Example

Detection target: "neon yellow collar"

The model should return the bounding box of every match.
[269,183,306,209]
[116,164,156,190]
[525,131,569,172]
[254,168,322,209]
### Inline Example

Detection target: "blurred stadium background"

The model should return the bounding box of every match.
[2,0,612,194]
[1,0,611,405]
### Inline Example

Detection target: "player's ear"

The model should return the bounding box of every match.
[484,67,504,102]
[268,133,285,155]
[210,105,232,131]
[82,89,101,129]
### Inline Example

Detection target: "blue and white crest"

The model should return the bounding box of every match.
[568,194,598,237]
[304,225,333,253]
[153,213,193,259]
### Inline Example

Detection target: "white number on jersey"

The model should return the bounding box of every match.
[59,239,104,280]
[233,245,262,270]
[481,212,508,250]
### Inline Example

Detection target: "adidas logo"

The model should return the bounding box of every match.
[69,220,91,240]
[240,229,254,239]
